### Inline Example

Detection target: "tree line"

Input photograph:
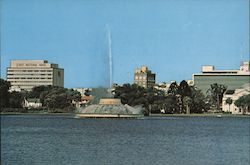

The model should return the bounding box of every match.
[114,80,209,115]
[0,78,81,112]
[113,81,250,115]
[1,77,249,114]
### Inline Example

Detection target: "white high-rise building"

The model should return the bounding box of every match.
[7,60,64,91]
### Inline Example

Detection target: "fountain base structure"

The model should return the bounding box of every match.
[75,98,143,118]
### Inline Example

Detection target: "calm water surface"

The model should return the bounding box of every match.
[1,115,250,165]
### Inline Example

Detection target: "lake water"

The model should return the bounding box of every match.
[1,115,249,165]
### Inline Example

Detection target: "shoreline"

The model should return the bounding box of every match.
[1,112,249,117]
[0,112,74,115]
[149,113,250,118]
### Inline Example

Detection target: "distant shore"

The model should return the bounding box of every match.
[149,113,250,118]
[1,112,249,117]
[0,112,74,115]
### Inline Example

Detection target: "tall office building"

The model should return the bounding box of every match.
[193,61,250,94]
[134,66,156,88]
[7,60,64,91]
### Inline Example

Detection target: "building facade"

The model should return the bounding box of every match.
[7,60,64,91]
[193,61,250,94]
[222,83,250,114]
[23,98,42,109]
[134,66,156,88]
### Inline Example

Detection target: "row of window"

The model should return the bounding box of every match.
[8,77,52,79]
[135,76,147,80]
[8,74,52,76]
[11,81,52,84]
[8,70,53,72]
[135,81,146,84]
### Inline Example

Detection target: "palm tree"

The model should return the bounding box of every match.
[183,96,192,114]
[225,98,233,113]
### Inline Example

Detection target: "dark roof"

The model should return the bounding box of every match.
[26,98,41,103]
[225,90,235,95]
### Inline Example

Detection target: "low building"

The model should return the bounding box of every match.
[222,83,250,114]
[193,61,250,94]
[154,82,169,94]
[7,60,64,91]
[73,88,92,97]
[73,96,94,108]
[23,98,42,109]
[134,66,156,88]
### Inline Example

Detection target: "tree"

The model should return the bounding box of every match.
[114,83,150,115]
[27,85,53,98]
[207,83,227,111]
[0,78,10,108]
[114,83,147,106]
[225,98,233,113]
[84,89,91,96]
[177,80,192,113]
[167,82,179,95]
[164,95,179,114]
[183,96,192,114]
[9,91,24,108]
[22,85,82,111]
[190,87,209,113]
[178,80,192,97]
[235,94,250,114]
[66,89,81,102]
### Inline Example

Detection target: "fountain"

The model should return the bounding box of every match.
[75,26,143,118]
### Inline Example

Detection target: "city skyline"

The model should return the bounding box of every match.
[1,0,249,88]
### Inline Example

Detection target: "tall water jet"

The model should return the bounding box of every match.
[75,25,144,118]
[107,28,113,89]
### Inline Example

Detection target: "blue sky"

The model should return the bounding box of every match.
[1,0,249,88]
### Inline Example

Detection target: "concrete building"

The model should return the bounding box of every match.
[222,83,250,114]
[134,66,156,88]
[7,60,64,91]
[193,61,250,94]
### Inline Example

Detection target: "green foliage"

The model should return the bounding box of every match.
[25,86,81,111]
[207,83,227,111]
[235,94,250,114]
[225,97,233,113]
[183,96,192,113]
[178,80,192,97]
[190,87,209,113]
[27,85,54,98]
[167,82,179,95]
[225,98,233,105]
[9,91,24,108]
[42,87,81,110]
[0,81,81,112]
[84,89,91,96]
[114,83,148,106]
[0,78,10,108]
[114,81,208,114]
[164,95,179,113]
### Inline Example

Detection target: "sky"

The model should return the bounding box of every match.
[1,0,249,88]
